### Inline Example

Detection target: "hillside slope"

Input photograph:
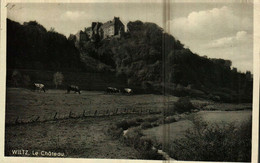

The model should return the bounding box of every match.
[7,19,252,102]
[75,20,253,102]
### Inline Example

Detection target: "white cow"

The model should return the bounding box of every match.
[123,88,132,95]
[33,83,46,92]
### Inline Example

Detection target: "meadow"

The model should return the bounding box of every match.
[5,87,176,158]
[5,87,252,160]
[5,88,179,124]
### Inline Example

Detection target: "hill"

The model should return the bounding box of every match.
[74,20,253,102]
[7,19,253,102]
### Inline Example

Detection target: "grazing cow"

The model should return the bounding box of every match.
[122,88,133,95]
[33,83,46,92]
[67,85,81,94]
[106,87,114,94]
[106,87,120,94]
[113,88,120,93]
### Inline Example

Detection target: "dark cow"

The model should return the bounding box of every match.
[67,85,81,94]
[106,87,114,94]
[106,87,120,94]
[122,88,133,95]
[33,83,46,92]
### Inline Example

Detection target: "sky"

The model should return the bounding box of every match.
[7,1,253,73]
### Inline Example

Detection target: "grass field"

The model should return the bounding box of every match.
[5,87,177,158]
[5,87,252,159]
[5,115,146,158]
[5,88,179,124]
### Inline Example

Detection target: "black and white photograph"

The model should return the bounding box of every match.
[1,0,259,162]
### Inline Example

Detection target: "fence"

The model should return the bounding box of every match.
[6,107,162,126]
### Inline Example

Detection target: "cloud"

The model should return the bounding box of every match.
[236,31,247,40]
[170,6,252,41]
[168,6,253,72]
[205,31,251,48]
[61,11,86,20]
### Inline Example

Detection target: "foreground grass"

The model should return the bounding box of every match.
[5,115,145,159]
[5,88,252,160]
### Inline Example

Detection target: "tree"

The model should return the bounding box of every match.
[53,72,64,89]
[49,27,55,32]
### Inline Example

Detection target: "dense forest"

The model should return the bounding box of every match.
[7,19,253,102]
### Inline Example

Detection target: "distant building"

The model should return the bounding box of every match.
[93,22,103,35]
[92,22,103,41]
[85,27,92,38]
[75,30,87,42]
[74,17,125,43]
[84,22,103,42]
[101,17,125,39]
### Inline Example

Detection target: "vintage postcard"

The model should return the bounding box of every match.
[0,0,259,163]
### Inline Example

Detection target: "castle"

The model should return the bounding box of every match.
[73,17,125,43]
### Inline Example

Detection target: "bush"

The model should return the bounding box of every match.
[212,91,233,103]
[141,122,152,129]
[174,97,195,114]
[116,120,129,130]
[124,127,143,148]
[107,125,123,139]
[116,119,139,130]
[126,119,139,127]
[164,97,195,116]
[124,127,164,160]
[167,116,252,162]
[144,116,159,122]
[138,137,153,151]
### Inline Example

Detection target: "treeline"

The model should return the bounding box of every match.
[7,19,85,72]
[77,20,252,102]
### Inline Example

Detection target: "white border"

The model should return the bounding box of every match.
[0,0,259,163]
[252,0,260,163]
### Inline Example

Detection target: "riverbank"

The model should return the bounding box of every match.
[142,109,252,161]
